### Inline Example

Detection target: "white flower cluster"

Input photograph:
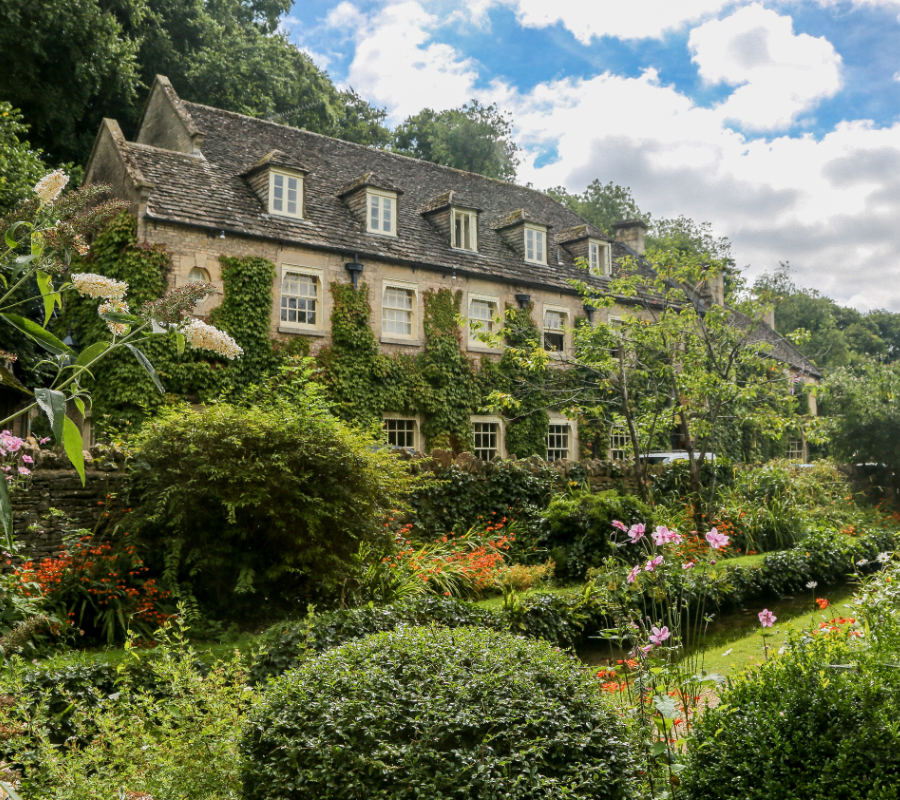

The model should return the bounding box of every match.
[33,169,69,203]
[71,272,128,300]
[181,317,243,359]
[98,298,130,337]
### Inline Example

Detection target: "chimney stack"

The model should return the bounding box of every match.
[612,219,648,256]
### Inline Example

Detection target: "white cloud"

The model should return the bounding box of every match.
[327,1,481,119]
[503,0,733,42]
[689,4,842,130]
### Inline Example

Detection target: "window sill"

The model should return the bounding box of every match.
[467,343,502,354]
[278,326,326,337]
[381,337,422,347]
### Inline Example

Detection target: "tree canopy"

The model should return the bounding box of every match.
[392,101,520,180]
[547,180,648,235]
[0,102,47,215]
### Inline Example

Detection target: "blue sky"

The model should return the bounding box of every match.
[284,1,900,311]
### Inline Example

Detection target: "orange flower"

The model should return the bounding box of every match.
[816,597,829,610]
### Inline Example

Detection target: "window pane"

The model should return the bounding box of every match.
[382,197,392,231]
[385,418,416,449]
[547,424,570,461]
[287,177,298,215]
[469,298,496,333]
[369,195,379,230]
[535,231,544,262]
[272,174,283,211]
[525,229,534,261]
[281,272,318,325]
[383,287,414,336]
[473,422,499,461]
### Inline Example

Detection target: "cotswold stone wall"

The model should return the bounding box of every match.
[10,447,127,560]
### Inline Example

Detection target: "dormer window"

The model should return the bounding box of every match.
[589,239,611,276]
[368,189,397,236]
[525,224,546,265]
[452,208,477,251]
[269,170,303,218]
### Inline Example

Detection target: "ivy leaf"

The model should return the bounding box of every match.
[125,343,165,394]
[1,313,73,357]
[63,416,85,484]
[34,387,66,443]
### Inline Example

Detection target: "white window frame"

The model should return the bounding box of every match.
[547,415,577,462]
[381,281,418,342]
[268,170,303,219]
[383,415,421,452]
[279,265,323,332]
[542,304,569,354]
[588,239,611,276]
[609,425,629,461]
[524,224,547,265]
[467,292,501,351]
[451,208,478,252]
[367,189,397,236]
[471,415,505,461]
[787,436,805,461]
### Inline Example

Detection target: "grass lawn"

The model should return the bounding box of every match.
[692,582,858,675]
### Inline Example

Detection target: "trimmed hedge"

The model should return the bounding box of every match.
[241,626,636,799]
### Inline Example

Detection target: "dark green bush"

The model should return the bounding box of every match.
[681,631,900,800]
[241,626,636,800]
[127,396,412,618]
[539,489,651,580]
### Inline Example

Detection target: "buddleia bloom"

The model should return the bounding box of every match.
[181,318,243,359]
[33,170,69,203]
[71,272,128,300]
[98,298,130,337]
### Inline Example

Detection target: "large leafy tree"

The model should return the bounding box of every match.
[392,101,519,180]
[0,103,47,215]
[547,180,648,235]
[0,0,389,165]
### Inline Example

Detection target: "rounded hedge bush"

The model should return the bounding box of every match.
[681,631,900,800]
[240,626,636,799]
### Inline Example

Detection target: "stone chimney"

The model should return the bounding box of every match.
[612,219,648,256]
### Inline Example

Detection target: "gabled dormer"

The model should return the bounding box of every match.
[242,150,308,220]
[339,172,403,237]
[420,190,480,252]
[557,225,612,276]
[492,209,550,265]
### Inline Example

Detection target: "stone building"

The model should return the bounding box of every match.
[82,76,819,461]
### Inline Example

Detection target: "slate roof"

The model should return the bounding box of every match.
[125,99,617,294]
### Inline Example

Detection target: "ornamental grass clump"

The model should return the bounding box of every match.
[240,626,636,800]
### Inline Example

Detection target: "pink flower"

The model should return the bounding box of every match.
[17,467,30,476]
[628,523,646,543]
[705,527,730,550]
[652,525,683,546]
[626,565,641,584]
[612,519,628,533]
[644,555,664,572]
[649,625,671,646]
[22,454,33,464]
[682,561,696,570]
[758,609,777,628]
[39,437,51,444]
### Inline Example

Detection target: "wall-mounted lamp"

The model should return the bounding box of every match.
[514,293,531,309]
[344,259,364,288]
[218,230,226,239]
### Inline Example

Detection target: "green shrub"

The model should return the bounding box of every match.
[241,626,636,799]
[127,394,412,619]
[681,629,900,800]
[539,489,651,580]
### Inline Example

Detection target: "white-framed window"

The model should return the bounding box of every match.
[467,293,500,348]
[609,426,628,461]
[269,170,303,218]
[543,306,568,353]
[589,239,611,276]
[383,416,419,451]
[472,416,504,461]
[279,266,322,330]
[382,282,416,339]
[452,208,477,251]
[524,224,547,264]
[787,436,805,461]
[367,189,397,236]
[186,266,215,314]
[547,418,575,462]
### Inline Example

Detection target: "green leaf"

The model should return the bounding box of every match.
[35,270,61,325]
[653,694,678,719]
[34,388,66,443]
[99,309,139,324]
[63,416,85,484]
[125,343,165,394]
[4,220,32,249]
[0,474,12,550]
[73,396,85,417]
[1,313,73,357]
[176,332,186,356]
[74,341,108,368]
[0,364,32,396]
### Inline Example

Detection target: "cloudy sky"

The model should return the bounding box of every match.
[284,0,900,311]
